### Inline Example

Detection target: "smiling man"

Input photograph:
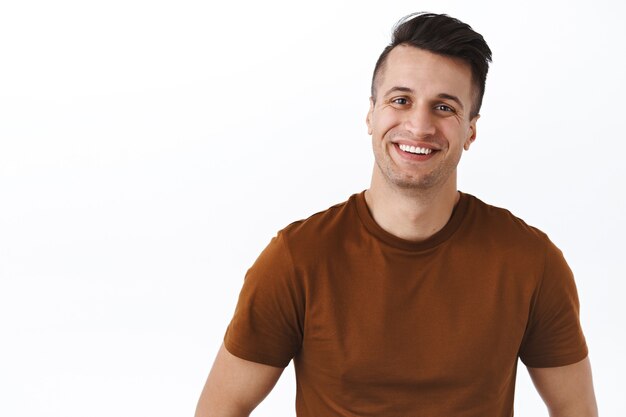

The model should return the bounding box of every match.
[195,13,598,417]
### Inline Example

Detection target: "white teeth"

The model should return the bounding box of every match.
[399,144,433,155]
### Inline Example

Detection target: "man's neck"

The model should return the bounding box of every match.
[364,176,460,242]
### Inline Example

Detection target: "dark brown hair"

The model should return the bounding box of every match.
[372,12,492,118]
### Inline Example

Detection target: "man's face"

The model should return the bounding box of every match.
[366,45,478,192]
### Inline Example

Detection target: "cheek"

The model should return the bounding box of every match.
[369,109,398,133]
[372,114,399,139]
[441,123,470,143]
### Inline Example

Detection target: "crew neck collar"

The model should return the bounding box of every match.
[354,190,470,252]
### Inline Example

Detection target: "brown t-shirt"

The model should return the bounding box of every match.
[224,192,588,416]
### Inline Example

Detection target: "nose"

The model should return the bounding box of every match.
[403,105,436,138]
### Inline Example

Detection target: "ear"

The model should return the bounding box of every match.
[366,97,374,135]
[464,114,479,151]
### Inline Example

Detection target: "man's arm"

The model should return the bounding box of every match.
[194,343,285,417]
[527,356,598,417]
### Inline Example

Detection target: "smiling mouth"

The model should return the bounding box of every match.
[398,144,434,155]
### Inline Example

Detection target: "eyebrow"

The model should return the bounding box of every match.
[383,86,413,96]
[437,93,465,111]
[383,86,465,111]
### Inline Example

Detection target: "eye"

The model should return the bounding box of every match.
[391,97,410,106]
[435,104,455,113]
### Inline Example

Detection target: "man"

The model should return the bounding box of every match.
[195,13,598,417]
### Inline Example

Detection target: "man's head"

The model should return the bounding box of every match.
[366,13,492,193]
[371,13,492,119]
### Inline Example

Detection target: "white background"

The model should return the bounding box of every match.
[1,0,624,416]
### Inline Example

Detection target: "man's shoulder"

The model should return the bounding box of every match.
[464,193,551,245]
[279,193,361,241]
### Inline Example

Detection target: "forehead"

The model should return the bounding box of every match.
[378,45,474,102]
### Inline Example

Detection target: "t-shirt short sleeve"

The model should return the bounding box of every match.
[518,238,588,368]
[224,232,304,368]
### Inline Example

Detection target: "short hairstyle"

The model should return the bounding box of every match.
[371,12,492,118]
